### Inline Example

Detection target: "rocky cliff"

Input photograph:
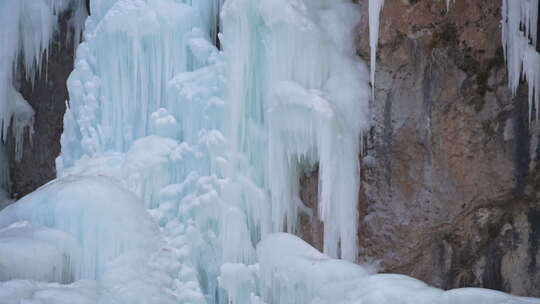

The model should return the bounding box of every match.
[353,0,540,296]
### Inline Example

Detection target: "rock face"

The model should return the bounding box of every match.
[7,11,79,198]
[353,0,540,296]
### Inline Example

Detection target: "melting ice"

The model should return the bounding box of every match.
[0,0,539,303]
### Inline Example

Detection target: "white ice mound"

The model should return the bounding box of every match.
[0,280,103,304]
[257,233,369,304]
[0,176,160,281]
[256,233,540,304]
[0,222,80,283]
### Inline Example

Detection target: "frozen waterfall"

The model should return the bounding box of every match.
[0,0,540,303]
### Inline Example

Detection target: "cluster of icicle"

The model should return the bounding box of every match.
[0,0,539,304]
[502,0,540,121]
[0,0,87,194]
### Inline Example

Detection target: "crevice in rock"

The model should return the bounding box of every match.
[528,208,540,272]
[512,83,530,197]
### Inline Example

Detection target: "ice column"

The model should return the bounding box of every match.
[222,0,371,261]
[59,0,210,170]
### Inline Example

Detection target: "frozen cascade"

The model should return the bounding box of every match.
[222,0,370,261]
[0,0,87,194]
[0,0,539,304]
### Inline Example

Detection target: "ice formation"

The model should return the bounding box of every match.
[256,234,540,304]
[0,0,539,303]
[501,0,540,121]
[0,0,87,194]
[224,0,370,261]
[0,176,160,280]
[0,221,80,284]
[368,0,385,94]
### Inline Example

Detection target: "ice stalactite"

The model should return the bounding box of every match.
[56,0,232,302]
[222,0,370,262]
[60,0,203,161]
[501,0,540,121]
[0,0,87,194]
[368,0,385,95]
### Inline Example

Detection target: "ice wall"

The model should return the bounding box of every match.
[54,0,368,301]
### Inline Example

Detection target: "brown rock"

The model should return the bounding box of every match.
[356,0,540,295]
[301,0,540,297]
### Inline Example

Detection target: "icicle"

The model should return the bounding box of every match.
[0,0,87,139]
[446,0,454,11]
[501,0,540,120]
[0,0,87,194]
[219,263,256,304]
[10,91,35,162]
[368,0,385,95]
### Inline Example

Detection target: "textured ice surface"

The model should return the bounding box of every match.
[255,234,540,304]
[0,222,80,283]
[222,0,370,261]
[0,280,104,304]
[0,176,160,280]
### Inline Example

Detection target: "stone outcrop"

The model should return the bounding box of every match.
[353,0,540,296]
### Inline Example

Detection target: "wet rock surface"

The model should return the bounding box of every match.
[352,0,540,296]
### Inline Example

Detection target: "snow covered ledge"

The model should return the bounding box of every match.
[251,233,540,304]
